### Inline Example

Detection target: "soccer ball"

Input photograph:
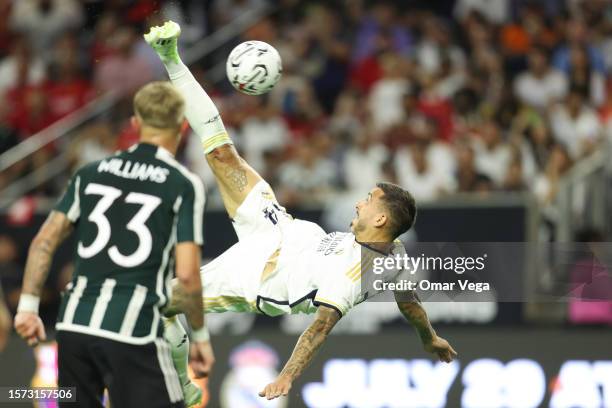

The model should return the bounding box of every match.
[226,41,282,96]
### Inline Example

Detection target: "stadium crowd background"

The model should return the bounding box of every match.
[0,0,611,327]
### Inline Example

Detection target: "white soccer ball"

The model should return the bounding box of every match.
[226,41,282,95]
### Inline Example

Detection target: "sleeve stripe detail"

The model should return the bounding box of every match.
[345,261,361,278]
[346,253,377,282]
[350,253,374,282]
[190,174,205,244]
[347,257,368,280]
[66,176,81,222]
[201,132,232,153]
[313,297,346,315]
[173,196,182,213]
[201,132,230,146]
[313,298,344,317]
[155,150,206,245]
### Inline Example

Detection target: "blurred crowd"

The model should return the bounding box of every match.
[0,0,210,192]
[1,0,611,212]
[222,0,611,211]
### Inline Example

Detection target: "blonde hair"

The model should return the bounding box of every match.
[133,81,185,130]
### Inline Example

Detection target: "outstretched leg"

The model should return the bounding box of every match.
[163,316,203,408]
[145,21,266,219]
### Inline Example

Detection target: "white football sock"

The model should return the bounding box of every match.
[163,316,190,386]
[163,58,232,154]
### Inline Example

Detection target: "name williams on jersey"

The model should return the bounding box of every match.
[97,158,170,183]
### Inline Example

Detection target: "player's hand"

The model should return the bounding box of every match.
[14,312,46,347]
[189,340,215,378]
[259,375,292,400]
[424,335,457,363]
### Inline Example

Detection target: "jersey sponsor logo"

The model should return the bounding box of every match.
[97,158,170,183]
[316,232,347,256]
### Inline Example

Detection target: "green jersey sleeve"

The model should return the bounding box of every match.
[176,174,205,245]
[54,172,82,223]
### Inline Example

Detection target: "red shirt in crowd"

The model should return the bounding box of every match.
[6,85,54,140]
[45,78,95,122]
[417,95,455,142]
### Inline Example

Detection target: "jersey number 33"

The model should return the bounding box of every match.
[78,183,161,268]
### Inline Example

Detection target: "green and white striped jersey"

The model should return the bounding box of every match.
[54,143,205,344]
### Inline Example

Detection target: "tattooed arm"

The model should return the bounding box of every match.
[22,211,73,296]
[14,211,73,346]
[394,290,457,363]
[259,306,340,400]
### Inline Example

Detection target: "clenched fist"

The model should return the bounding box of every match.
[14,312,46,347]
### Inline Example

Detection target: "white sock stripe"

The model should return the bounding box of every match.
[62,276,88,324]
[155,339,177,402]
[89,279,116,329]
[164,341,184,400]
[162,340,180,401]
[119,285,148,336]
[163,316,189,385]
[155,339,183,403]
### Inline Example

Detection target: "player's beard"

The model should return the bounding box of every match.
[351,217,365,234]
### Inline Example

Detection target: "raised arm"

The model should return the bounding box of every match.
[259,305,340,400]
[15,211,73,346]
[394,290,457,363]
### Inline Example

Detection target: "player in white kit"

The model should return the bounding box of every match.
[145,21,457,404]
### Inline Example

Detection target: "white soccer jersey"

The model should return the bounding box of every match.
[199,181,407,317]
[257,229,407,317]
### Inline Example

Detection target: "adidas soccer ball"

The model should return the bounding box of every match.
[226,41,282,96]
